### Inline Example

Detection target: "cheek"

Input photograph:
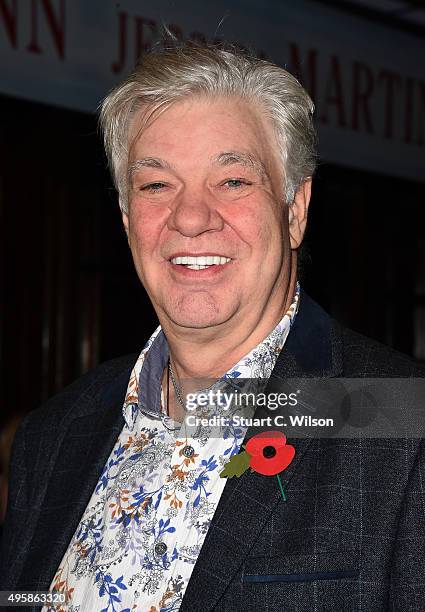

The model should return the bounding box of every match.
[128,205,166,256]
[237,205,284,255]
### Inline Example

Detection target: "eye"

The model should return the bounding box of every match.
[140,182,167,192]
[222,178,251,189]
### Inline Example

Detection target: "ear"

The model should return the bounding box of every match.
[122,210,130,241]
[288,178,312,249]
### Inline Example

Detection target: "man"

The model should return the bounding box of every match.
[1,43,424,611]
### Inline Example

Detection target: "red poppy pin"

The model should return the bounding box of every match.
[219,431,295,501]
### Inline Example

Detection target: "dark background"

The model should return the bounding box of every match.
[1,1,425,427]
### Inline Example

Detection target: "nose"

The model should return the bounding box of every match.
[167,189,224,237]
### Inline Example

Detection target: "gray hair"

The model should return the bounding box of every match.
[99,43,316,213]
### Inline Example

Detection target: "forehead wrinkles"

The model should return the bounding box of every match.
[126,97,283,189]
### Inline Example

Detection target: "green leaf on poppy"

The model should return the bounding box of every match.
[219,450,251,478]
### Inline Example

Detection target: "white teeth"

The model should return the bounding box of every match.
[170,255,231,266]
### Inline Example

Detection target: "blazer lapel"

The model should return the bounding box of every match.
[15,368,129,591]
[181,292,343,612]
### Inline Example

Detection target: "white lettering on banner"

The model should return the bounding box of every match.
[0,0,423,180]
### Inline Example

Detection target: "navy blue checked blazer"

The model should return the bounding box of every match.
[1,292,425,611]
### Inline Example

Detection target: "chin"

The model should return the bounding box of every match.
[166,308,225,330]
[163,292,235,329]
[170,317,221,329]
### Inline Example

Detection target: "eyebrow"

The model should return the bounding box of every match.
[213,151,267,179]
[128,157,172,178]
[128,151,268,180]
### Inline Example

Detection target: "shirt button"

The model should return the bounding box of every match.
[155,541,168,556]
[182,445,195,458]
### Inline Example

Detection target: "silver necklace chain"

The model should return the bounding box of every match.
[168,359,186,411]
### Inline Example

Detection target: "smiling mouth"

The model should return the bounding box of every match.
[170,255,232,270]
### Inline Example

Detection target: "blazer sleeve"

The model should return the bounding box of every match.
[0,419,29,589]
[389,438,425,610]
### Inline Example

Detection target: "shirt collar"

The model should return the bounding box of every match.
[123,282,300,429]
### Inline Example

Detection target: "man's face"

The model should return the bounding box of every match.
[124,96,293,332]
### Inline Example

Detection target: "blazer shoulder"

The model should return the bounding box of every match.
[274,290,424,378]
[340,325,425,377]
[23,353,138,433]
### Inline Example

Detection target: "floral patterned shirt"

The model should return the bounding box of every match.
[47,285,300,612]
